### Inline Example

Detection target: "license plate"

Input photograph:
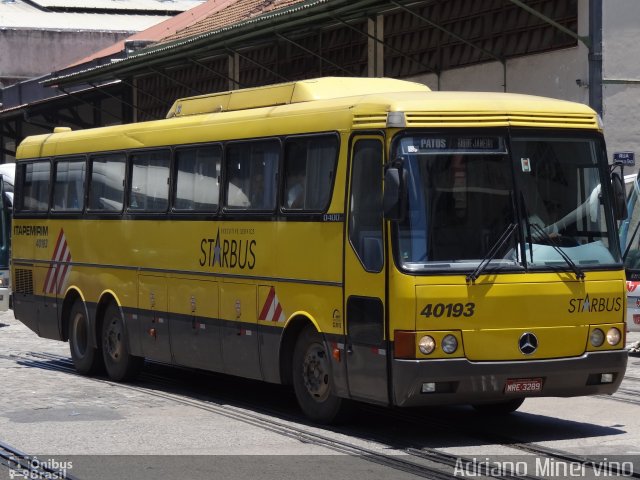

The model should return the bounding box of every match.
[504,377,543,394]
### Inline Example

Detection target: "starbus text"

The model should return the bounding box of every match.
[199,238,257,270]
[567,295,622,313]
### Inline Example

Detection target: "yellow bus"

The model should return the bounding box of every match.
[12,77,629,423]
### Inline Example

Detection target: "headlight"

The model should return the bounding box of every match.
[441,334,458,354]
[418,335,436,355]
[590,328,605,347]
[606,327,621,346]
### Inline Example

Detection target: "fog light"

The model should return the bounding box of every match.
[590,328,605,347]
[441,334,458,354]
[421,382,436,393]
[418,335,436,355]
[606,327,621,346]
[601,373,614,384]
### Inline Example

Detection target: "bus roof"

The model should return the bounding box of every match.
[16,77,600,160]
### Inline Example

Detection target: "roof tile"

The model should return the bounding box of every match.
[67,0,240,67]
[160,0,307,43]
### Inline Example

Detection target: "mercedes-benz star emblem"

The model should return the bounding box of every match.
[519,332,538,355]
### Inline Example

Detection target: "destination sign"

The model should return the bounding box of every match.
[401,135,506,155]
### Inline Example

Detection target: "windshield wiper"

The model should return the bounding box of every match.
[519,192,534,263]
[530,224,585,281]
[466,223,517,284]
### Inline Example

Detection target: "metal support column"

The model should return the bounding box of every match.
[367,15,384,78]
[228,52,240,90]
[588,0,603,117]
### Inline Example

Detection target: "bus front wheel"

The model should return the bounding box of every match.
[101,303,143,382]
[68,299,103,375]
[292,325,347,424]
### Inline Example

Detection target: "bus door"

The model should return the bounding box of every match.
[343,136,389,405]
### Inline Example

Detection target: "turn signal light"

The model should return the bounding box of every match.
[394,331,416,359]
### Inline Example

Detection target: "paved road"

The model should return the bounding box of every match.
[0,309,639,479]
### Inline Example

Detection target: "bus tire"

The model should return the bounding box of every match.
[101,302,143,382]
[292,325,347,424]
[472,398,524,414]
[68,299,103,375]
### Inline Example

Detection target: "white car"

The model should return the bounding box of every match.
[625,282,640,332]
[621,173,640,332]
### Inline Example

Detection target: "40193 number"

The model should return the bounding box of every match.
[420,302,475,318]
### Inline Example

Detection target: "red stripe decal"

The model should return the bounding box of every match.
[47,245,67,294]
[56,250,72,294]
[273,303,282,322]
[259,287,276,320]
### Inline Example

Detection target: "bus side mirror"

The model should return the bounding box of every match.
[611,172,628,220]
[383,166,406,221]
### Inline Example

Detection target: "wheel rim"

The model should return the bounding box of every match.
[301,342,331,402]
[104,316,124,362]
[71,312,88,358]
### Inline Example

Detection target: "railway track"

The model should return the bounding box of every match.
[3,350,639,479]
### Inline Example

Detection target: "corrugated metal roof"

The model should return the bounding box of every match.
[0,81,122,119]
[0,1,174,30]
[27,0,204,13]
[66,0,240,67]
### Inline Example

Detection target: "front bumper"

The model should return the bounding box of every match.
[392,350,628,407]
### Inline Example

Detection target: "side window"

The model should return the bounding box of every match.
[88,153,126,212]
[225,140,279,211]
[53,157,86,212]
[283,135,338,211]
[174,145,221,211]
[349,139,384,272]
[129,150,171,212]
[17,161,51,213]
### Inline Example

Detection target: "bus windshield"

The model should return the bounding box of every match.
[394,131,620,273]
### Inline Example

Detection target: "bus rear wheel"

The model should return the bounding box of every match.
[101,302,143,382]
[68,299,103,375]
[472,398,524,414]
[292,325,347,424]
